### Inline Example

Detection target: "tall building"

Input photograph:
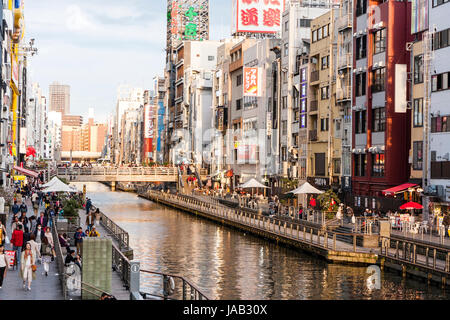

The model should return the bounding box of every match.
[165,0,210,163]
[307,9,341,193]
[49,82,70,115]
[62,115,83,127]
[351,0,413,211]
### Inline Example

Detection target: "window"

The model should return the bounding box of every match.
[321,55,329,70]
[372,107,386,132]
[372,153,385,177]
[414,55,424,84]
[236,99,242,110]
[320,118,329,131]
[356,0,367,16]
[323,24,329,38]
[315,153,326,176]
[431,71,450,92]
[333,159,341,175]
[355,110,366,134]
[208,55,214,61]
[372,67,385,92]
[282,120,287,135]
[413,98,423,127]
[284,43,289,57]
[413,141,423,170]
[356,35,367,60]
[355,72,366,97]
[433,0,449,7]
[433,28,450,50]
[318,27,322,41]
[431,116,450,132]
[321,86,329,100]
[298,19,311,27]
[282,96,287,109]
[373,29,386,54]
[237,74,242,86]
[312,30,317,43]
[354,154,367,176]
[282,146,287,161]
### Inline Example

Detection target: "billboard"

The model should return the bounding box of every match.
[234,0,285,34]
[411,0,428,34]
[243,67,261,97]
[144,104,154,139]
[237,144,259,164]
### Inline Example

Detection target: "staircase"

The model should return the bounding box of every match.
[332,225,364,247]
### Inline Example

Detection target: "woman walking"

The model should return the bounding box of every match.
[0,245,10,289]
[42,227,55,276]
[20,243,36,290]
[28,235,41,264]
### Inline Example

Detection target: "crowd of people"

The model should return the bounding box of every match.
[0,183,103,293]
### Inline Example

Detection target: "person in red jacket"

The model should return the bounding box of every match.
[11,224,24,266]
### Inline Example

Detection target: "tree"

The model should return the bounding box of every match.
[317,189,340,213]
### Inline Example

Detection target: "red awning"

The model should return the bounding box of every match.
[382,183,418,196]
[400,201,423,210]
[13,166,39,178]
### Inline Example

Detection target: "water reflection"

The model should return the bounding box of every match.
[76,183,450,300]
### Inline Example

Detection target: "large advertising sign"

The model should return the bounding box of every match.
[243,67,261,97]
[144,104,154,139]
[411,0,428,34]
[11,59,19,90]
[234,0,285,34]
[395,64,407,113]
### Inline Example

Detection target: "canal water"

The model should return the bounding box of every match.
[78,182,449,300]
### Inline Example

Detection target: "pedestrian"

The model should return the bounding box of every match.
[42,227,54,276]
[11,201,20,217]
[37,212,48,228]
[85,198,92,215]
[65,249,76,266]
[85,211,94,232]
[74,227,86,257]
[29,215,37,234]
[19,202,28,216]
[58,233,70,254]
[0,220,6,246]
[20,242,36,291]
[89,226,100,237]
[0,245,10,289]
[31,192,38,210]
[11,224,24,267]
[22,226,31,251]
[28,234,41,264]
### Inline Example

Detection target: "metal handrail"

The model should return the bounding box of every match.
[140,269,209,300]
[94,207,130,250]
[111,241,131,290]
[146,190,367,253]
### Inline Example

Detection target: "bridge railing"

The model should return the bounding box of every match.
[57,167,178,177]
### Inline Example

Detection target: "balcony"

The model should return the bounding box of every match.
[336,14,352,31]
[336,86,351,102]
[310,100,318,112]
[337,53,352,70]
[310,70,319,82]
[309,129,318,142]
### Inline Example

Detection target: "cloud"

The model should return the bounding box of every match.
[65,4,96,31]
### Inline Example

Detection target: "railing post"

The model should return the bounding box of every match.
[433,248,437,269]
[396,241,399,259]
[333,233,336,251]
[353,235,356,252]
[325,232,328,248]
[426,247,429,266]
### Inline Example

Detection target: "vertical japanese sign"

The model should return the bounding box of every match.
[411,0,428,34]
[235,0,285,34]
[243,67,261,97]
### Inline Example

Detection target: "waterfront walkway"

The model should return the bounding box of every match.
[0,199,62,300]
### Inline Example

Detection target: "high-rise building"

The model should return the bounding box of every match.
[49,82,70,115]
[62,115,83,127]
[351,0,413,211]
[165,0,210,163]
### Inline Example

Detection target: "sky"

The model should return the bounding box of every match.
[25,0,231,123]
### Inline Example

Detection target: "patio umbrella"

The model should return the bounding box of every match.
[41,176,61,188]
[238,178,268,197]
[400,202,423,210]
[42,179,77,193]
[286,182,324,195]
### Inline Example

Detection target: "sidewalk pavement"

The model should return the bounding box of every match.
[0,198,63,300]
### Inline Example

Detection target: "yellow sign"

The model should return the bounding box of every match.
[13,175,26,181]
